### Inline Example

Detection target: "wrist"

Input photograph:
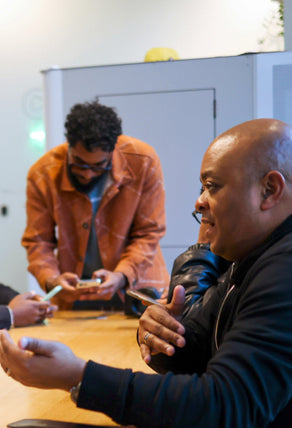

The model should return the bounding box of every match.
[115,272,128,289]
[70,381,82,404]
[7,306,15,328]
[45,277,58,292]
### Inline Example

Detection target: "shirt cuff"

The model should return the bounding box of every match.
[6,306,14,328]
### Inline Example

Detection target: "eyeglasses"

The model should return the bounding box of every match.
[192,210,201,224]
[69,162,112,173]
[68,147,112,173]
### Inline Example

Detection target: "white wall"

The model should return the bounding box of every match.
[284,0,292,50]
[0,0,283,292]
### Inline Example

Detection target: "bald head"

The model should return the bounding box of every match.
[209,118,292,183]
[196,118,292,261]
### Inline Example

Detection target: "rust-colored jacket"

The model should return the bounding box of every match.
[22,136,169,306]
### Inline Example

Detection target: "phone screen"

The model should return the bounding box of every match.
[76,278,102,288]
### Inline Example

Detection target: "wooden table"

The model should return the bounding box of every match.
[0,311,154,427]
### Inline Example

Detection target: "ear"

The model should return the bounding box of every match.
[260,170,286,210]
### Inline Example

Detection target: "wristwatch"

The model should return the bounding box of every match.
[70,381,82,404]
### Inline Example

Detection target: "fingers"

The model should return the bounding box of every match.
[140,343,153,364]
[45,305,58,318]
[138,305,186,359]
[0,329,14,347]
[167,285,186,317]
[0,330,22,372]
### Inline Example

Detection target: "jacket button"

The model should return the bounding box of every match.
[82,222,89,229]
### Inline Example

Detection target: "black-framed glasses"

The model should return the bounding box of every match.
[69,162,112,173]
[192,210,201,224]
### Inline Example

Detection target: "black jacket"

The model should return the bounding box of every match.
[77,217,292,427]
[168,243,230,316]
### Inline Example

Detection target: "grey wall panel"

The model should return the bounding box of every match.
[60,55,254,135]
[98,90,215,251]
[273,64,292,124]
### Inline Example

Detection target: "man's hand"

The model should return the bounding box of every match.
[78,269,126,301]
[138,285,186,363]
[46,273,83,303]
[0,330,86,391]
[8,292,57,327]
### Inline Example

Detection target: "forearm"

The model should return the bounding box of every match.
[0,306,13,329]
[25,245,61,290]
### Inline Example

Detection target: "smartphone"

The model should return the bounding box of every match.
[76,278,102,289]
[42,285,62,301]
[126,289,163,306]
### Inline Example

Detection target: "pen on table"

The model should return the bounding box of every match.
[42,285,62,301]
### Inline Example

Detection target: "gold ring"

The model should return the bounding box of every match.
[144,332,152,346]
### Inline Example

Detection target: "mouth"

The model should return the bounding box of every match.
[201,217,214,227]
[76,175,92,184]
[201,218,215,238]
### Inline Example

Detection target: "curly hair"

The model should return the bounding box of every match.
[65,98,122,152]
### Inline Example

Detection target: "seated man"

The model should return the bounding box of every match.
[0,283,56,329]
[1,118,291,427]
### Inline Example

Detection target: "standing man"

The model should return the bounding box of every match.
[22,98,169,310]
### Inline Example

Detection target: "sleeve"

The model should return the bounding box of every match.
[113,150,167,285]
[0,283,19,305]
[0,306,13,329]
[21,174,60,289]
[168,244,231,316]
[76,253,292,428]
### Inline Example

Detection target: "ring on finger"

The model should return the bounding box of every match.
[144,332,153,346]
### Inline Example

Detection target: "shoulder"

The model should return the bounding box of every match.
[116,135,159,159]
[237,234,292,317]
[27,143,68,178]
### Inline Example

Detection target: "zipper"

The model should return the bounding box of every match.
[214,263,236,350]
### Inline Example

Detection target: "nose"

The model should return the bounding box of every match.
[195,191,208,214]
[80,168,98,179]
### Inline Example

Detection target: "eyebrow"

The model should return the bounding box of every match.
[200,171,212,181]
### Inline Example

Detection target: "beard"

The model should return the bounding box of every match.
[67,164,107,194]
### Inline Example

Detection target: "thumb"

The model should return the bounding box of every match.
[21,291,37,300]
[18,337,55,356]
[168,285,185,316]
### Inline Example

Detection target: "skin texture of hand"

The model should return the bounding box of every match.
[0,330,86,390]
[78,269,126,301]
[138,285,186,364]
[46,273,85,303]
[8,292,57,327]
